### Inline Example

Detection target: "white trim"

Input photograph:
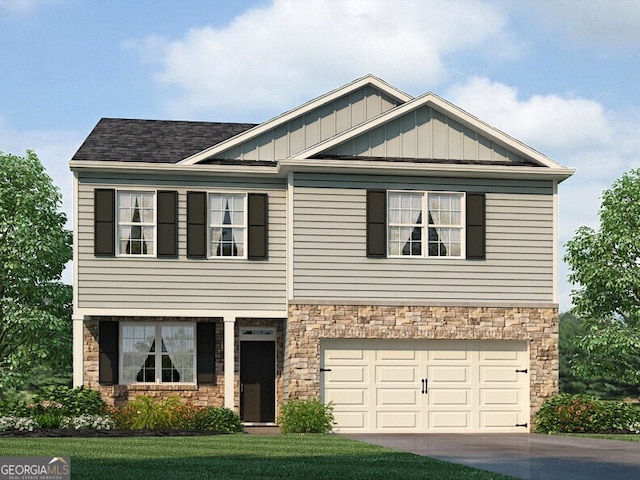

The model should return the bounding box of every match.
[72,318,84,387]
[552,180,559,305]
[223,317,235,409]
[68,158,574,182]
[286,171,294,300]
[178,75,412,165]
[72,173,79,315]
[119,321,197,385]
[73,308,288,318]
[289,298,558,309]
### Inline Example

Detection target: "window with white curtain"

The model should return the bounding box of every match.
[208,193,246,258]
[121,323,195,384]
[117,191,155,256]
[388,191,464,258]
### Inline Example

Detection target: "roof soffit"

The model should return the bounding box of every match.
[180,74,413,166]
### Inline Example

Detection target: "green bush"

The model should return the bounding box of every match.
[535,393,640,433]
[278,399,334,434]
[194,407,243,433]
[36,386,107,416]
[109,396,185,429]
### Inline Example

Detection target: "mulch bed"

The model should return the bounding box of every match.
[0,429,223,438]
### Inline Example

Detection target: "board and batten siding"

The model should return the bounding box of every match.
[213,86,402,161]
[76,173,287,311]
[292,173,554,303]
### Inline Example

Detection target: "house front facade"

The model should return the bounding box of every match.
[70,75,574,433]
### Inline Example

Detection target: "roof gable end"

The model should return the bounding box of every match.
[182,74,412,165]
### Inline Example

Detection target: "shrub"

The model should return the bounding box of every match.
[37,386,106,416]
[0,416,37,432]
[535,393,640,433]
[194,407,243,433]
[60,415,115,430]
[0,399,30,417]
[278,399,334,434]
[27,400,64,429]
[109,396,189,429]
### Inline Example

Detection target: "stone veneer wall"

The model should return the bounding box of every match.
[285,304,558,428]
[83,317,285,411]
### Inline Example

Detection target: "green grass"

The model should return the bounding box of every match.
[0,434,513,480]
[562,433,640,442]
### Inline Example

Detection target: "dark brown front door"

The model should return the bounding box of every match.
[240,341,275,422]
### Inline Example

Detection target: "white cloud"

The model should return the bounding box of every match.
[127,0,510,119]
[0,0,60,15]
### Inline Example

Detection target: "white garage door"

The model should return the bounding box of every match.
[321,339,529,433]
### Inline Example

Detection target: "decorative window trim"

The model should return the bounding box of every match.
[208,192,248,259]
[387,190,466,259]
[119,322,196,385]
[116,190,157,257]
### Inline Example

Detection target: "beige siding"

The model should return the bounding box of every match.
[325,105,530,163]
[76,173,287,311]
[214,86,402,161]
[292,174,554,303]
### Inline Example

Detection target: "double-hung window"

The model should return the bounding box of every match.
[209,193,246,258]
[121,323,195,384]
[388,191,464,258]
[117,191,155,256]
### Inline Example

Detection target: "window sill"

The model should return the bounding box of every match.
[126,384,198,391]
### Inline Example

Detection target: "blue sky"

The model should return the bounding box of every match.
[2,0,639,311]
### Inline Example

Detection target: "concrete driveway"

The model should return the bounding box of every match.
[343,434,640,480]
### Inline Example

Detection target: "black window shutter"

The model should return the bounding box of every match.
[187,192,207,259]
[466,193,486,259]
[94,189,115,257]
[367,190,387,258]
[197,322,216,384]
[248,193,268,260]
[157,191,178,258]
[99,321,119,385]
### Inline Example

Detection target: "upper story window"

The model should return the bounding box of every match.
[121,322,195,384]
[117,191,155,256]
[388,191,464,258]
[209,193,246,258]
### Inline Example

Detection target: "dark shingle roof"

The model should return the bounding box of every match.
[71,118,257,164]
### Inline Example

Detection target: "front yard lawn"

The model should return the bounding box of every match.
[0,434,514,479]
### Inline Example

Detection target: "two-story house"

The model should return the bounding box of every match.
[70,75,574,433]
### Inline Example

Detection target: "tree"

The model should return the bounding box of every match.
[564,168,640,384]
[0,150,73,396]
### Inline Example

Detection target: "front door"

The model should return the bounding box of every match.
[240,340,275,422]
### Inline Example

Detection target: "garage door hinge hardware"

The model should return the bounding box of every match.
[320,368,332,372]
[515,423,528,428]
[421,378,428,394]
[515,369,528,373]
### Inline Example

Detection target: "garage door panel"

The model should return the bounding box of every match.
[480,388,522,406]
[378,411,419,429]
[324,348,365,360]
[325,389,366,405]
[378,388,417,405]
[430,411,471,428]
[329,366,366,383]
[480,411,521,428]
[480,366,519,383]
[430,366,469,382]
[334,412,367,429]
[376,365,418,382]
[430,348,469,361]
[430,389,470,406]
[377,349,417,360]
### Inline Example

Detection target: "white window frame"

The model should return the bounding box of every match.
[387,190,465,259]
[207,192,248,259]
[116,190,157,257]
[120,322,196,385]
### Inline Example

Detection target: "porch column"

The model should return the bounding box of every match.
[72,317,84,387]
[223,316,236,410]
